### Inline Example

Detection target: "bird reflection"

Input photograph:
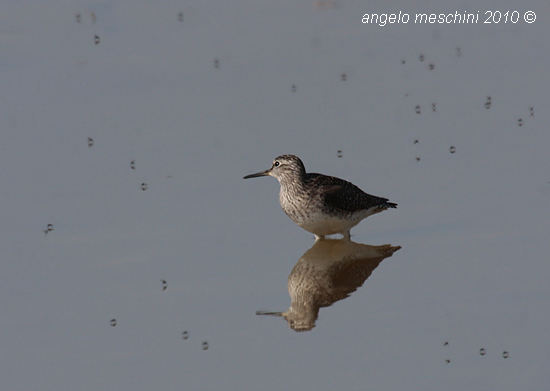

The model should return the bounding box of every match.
[257,239,401,332]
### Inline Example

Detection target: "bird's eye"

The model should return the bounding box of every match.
[274,161,280,167]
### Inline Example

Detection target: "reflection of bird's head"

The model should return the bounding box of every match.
[283,305,317,332]
[256,307,317,332]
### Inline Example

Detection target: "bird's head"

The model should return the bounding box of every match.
[243,154,306,182]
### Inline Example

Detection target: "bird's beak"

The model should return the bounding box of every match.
[243,169,271,179]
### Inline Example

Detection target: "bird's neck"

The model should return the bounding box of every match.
[278,174,308,211]
[278,172,306,194]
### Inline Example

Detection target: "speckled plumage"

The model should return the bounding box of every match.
[244,155,397,240]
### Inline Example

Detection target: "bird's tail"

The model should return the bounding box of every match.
[370,200,397,215]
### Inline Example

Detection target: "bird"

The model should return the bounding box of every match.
[243,155,396,240]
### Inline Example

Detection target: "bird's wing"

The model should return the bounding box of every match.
[307,174,396,213]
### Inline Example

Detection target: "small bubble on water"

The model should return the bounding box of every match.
[480,348,486,356]
[110,319,117,327]
[182,331,189,340]
[415,105,421,114]
[502,351,509,359]
[450,146,456,154]
[141,183,148,191]
[202,341,209,350]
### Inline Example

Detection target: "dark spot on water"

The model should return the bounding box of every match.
[110,319,117,327]
[450,146,456,154]
[419,54,425,62]
[485,96,492,109]
[415,105,421,114]
[88,137,94,147]
[141,183,148,191]
[44,223,54,235]
[178,12,184,22]
[202,341,209,350]
[182,331,189,340]
[94,35,100,45]
[518,118,523,127]
[480,348,486,356]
